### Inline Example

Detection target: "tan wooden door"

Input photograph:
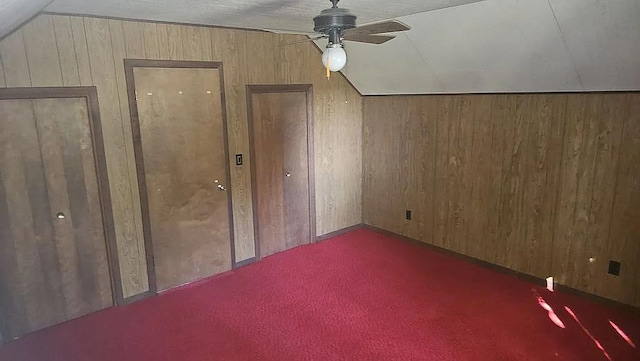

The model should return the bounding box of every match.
[132,66,233,291]
[0,97,113,340]
[249,86,314,258]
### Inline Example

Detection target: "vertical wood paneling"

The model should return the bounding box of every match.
[245,32,277,84]
[400,98,417,237]
[142,23,160,59]
[418,97,437,242]
[51,16,81,86]
[588,94,626,300]
[497,95,531,271]
[554,94,604,292]
[0,30,31,86]
[216,28,255,260]
[109,19,148,296]
[21,16,62,87]
[180,25,202,60]
[607,94,640,307]
[364,92,640,307]
[311,45,362,235]
[466,95,493,260]
[518,95,565,278]
[0,56,5,86]
[483,96,507,263]
[199,28,212,61]
[155,24,170,59]
[122,21,145,59]
[277,34,310,84]
[69,18,93,86]
[0,14,363,300]
[554,93,628,301]
[166,25,184,60]
[84,17,148,298]
[432,96,451,249]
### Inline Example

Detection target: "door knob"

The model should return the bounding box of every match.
[285,172,291,177]
[217,184,226,191]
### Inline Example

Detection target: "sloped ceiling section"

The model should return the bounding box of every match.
[45,0,485,33]
[42,0,640,94]
[340,0,640,94]
[0,0,52,39]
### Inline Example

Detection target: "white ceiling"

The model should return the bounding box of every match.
[44,0,484,33]
[0,0,52,39]
[2,0,639,94]
[339,0,640,94]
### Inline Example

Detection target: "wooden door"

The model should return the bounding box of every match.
[0,92,115,341]
[248,85,315,258]
[129,63,233,291]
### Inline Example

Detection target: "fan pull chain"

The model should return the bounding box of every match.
[326,57,331,79]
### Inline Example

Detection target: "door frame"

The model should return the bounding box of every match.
[124,59,236,297]
[246,84,316,261]
[0,87,122,334]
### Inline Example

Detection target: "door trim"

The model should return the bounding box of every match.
[0,87,123,312]
[246,84,316,261]
[124,59,236,299]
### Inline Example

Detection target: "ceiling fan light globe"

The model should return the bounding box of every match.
[322,46,347,72]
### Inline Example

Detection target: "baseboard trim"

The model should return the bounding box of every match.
[361,224,640,315]
[234,257,257,269]
[315,224,364,242]
[121,290,155,305]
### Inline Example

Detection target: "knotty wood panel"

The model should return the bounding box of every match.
[250,89,312,258]
[364,93,640,307]
[0,14,363,300]
[0,97,113,339]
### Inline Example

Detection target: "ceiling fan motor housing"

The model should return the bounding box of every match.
[313,7,356,44]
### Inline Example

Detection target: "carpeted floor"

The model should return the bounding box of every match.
[1,228,638,361]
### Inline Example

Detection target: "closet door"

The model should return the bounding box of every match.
[128,63,233,291]
[0,94,114,340]
[248,85,315,259]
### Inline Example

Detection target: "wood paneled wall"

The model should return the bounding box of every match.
[363,93,640,307]
[0,15,363,299]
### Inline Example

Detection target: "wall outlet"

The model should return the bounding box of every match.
[405,210,412,220]
[608,260,621,276]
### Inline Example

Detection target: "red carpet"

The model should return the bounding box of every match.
[1,228,639,361]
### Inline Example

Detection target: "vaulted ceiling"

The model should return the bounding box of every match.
[0,0,52,40]
[2,0,639,94]
[338,0,640,94]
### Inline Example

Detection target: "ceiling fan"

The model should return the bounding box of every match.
[312,0,411,73]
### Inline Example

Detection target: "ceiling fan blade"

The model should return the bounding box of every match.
[344,20,410,36]
[343,33,395,45]
[281,35,327,47]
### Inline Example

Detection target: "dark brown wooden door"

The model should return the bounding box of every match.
[131,66,233,291]
[0,97,113,340]
[249,85,314,258]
